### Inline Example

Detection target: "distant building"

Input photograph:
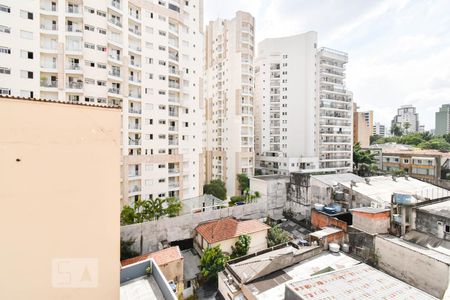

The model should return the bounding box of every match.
[353,104,373,147]
[285,263,437,300]
[194,218,270,256]
[366,144,450,181]
[0,96,121,299]
[392,104,420,133]
[250,175,290,221]
[121,247,184,297]
[373,122,387,137]
[435,104,450,135]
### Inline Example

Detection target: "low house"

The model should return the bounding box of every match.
[194,218,270,256]
[121,247,184,297]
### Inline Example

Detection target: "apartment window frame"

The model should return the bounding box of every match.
[0,4,10,13]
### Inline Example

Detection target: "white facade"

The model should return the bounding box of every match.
[373,122,387,136]
[254,32,352,175]
[204,11,255,196]
[392,104,420,133]
[0,0,204,205]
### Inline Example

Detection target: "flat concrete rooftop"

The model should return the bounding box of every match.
[418,199,450,218]
[120,276,164,300]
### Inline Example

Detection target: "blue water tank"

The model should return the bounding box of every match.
[323,206,337,214]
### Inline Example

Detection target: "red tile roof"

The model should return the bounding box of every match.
[195,218,270,244]
[121,246,183,267]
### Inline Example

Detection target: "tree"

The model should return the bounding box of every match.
[120,205,136,225]
[391,124,403,136]
[229,196,245,207]
[353,143,376,175]
[231,235,251,259]
[200,246,229,280]
[164,197,182,217]
[237,173,250,195]
[267,225,291,247]
[370,134,382,145]
[203,179,227,200]
[121,238,139,260]
[403,122,411,134]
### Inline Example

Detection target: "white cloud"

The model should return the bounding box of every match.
[203,0,450,130]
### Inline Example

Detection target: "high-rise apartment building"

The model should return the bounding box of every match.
[373,122,387,137]
[255,32,353,175]
[204,11,255,195]
[0,0,204,205]
[392,104,420,133]
[435,104,450,135]
[353,104,373,147]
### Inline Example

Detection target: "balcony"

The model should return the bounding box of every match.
[129,60,141,68]
[128,107,142,114]
[110,0,121,10]
[66,6,81,15]
[169,81,180,89]
[40,61,57,70]
[40,4,57,13]
[168,53,179,62]
[168,168,180,174]
[169,182,180,189]
[128,170,141,177]
[169,111,179,117]
[129,76,141,83]
[108,87,121,94]
[66,62,81,71]
[129,27,141,36]
[128,138,141,146]
[40,24,57,32]
[129,44,142,53]
[109,70,121,78]
[40,80,57,88]
[168,140,179,146]
[108,18,122,28]
[108,54,121,61]
[129,123,141,130]
[169,126,177,132]
[66,25,82,33]
[169,95,180,103]
[128,185,141,193]
[67,81,83,89]
[128,92,141,99]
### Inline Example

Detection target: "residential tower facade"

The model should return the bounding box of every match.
[0,0,204,205]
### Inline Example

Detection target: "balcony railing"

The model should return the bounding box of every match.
[129,76,141,83]
[41,4,57,12]
[129,123,141,130]
[128,139,141,146]
[168,53,179,61]
[109,71,121,77]
[111,0,121,9]
[66,25,82,32]
[129,92,141,99]
[129,185,141,193]
[129,27,141,36]
[108,87,121,94]
[108,18,122,27]
[130,60,141,67]
[169,81,180,89]
[109,54,121,61]
[66,63,81,70]
[128,171,141,177]
[168,168,179,174]
[128,107,142,114]
[169,111,178,117]
[168,140,178,145]
[129,44,141,52]
[40,24,57,31]
[41,62,56,69]
[169,126,177,131]
[40,80,57,88]
[67,82,83,89]
[67,6,81,14]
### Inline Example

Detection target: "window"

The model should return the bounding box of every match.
[445,224,450,233]
[146,134,153,140]
[158,179,165,183]
[20,30,33,40]
[85,78,95,84]
[85,60,95,67]
[84,96,95,102]
[97,45,106,52]
[145,26,154,34]
[97,80,106,86]
[158,164,165,168]
[20,10,33,19]
[84,42,95,49]
[98,28,106,35]
[0,46,11,54]
[0,88,11,95]
[84,25,94,31]
[21,50,33,59]
[0,25,10,33]
[20,90,33,98]
[0,4,10,13]
[20,70,33,79]
[145,42,153,49]
[85,6,95,14]
[0,67,11,74]
[97,63,106,69]
[96,10,106,17]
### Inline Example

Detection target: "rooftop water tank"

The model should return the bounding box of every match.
[329,243,340,253]
[314,203,325,211]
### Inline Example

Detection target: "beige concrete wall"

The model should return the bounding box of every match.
[375,236,450,299]
[352,212,390,234]
[0,98,121,300]
[158,259,184,298]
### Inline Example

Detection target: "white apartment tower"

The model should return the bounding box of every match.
[204,11,255,195]
[392,104,420,133]
[255,32,353,175]
[0,0,204,205]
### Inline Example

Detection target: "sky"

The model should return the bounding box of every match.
[204,0,450,131]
